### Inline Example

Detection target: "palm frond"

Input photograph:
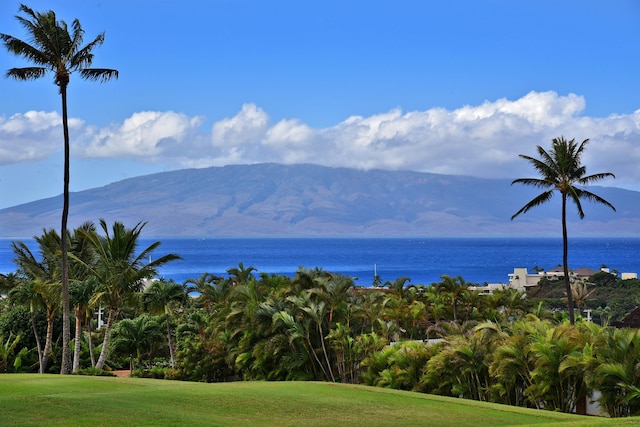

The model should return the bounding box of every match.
[6,67,47,80]
[68,18,85,61]
[511,177,553,189]
[71,33,105,68]
[572,188,616,212]
[1,34,51,67]
[579,172,616,185]
[80,68,118,82]
[519,153,559,181]
[511,190,554,220]
[566,188,586,219]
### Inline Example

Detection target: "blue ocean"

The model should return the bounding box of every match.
[1,237,639,287]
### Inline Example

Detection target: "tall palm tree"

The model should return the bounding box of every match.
[511,136,615,324]
[75,220,180,369]
[1,5,118,374]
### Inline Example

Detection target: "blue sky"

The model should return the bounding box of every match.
[0,0,639,209]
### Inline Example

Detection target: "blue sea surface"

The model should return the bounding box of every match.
[2,237,639,286]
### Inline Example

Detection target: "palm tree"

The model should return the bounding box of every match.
[69,278,98,370]
[184,272,225,313]
[68,222,98,372]
[110,314,164,373]
[35,280,62,373]
[142,280,186,368]
[7,280,45,372]
[435,275,469,322]
[383,276,411,300]
[311,273,355,324]
[1,5,118,374]
[75,220,181,369]
[0,272,20,295]
[511,136,615,324]
[11,229,63,373]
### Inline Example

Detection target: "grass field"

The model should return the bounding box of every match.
[2,375,640,426]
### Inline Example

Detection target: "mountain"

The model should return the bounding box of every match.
[0,163,637,238]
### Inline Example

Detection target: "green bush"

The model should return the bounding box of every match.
[73,367,116,376]
[132,366,166,379]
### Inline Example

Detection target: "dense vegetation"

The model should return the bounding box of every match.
[528,271,640,325]
[3,223,640,418]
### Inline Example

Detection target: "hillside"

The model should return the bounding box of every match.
[0,163,636,238]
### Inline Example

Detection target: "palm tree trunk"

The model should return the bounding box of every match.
[562,194,576,325]
[87,316,96,368]
[72,307,82,372]
[42,314,54,373]
[96,307,116,370]
[306,334,330,381]
[60,84,72,374]
[30,306,44,374]
[318,324,336,382]
[165,316,175,368]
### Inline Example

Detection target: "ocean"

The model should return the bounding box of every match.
[1,237,639,287]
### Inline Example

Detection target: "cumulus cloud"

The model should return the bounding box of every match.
[211,103,268,148]
[76,111,205,160]
[0,111,82,164]
[2,91,639,189]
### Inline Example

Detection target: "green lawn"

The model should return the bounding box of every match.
[1,375,639,426]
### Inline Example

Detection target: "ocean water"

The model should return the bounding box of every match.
[1,237,639,287]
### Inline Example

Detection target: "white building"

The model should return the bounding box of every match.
[470,266,637,294]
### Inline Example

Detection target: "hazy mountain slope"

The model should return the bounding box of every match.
[0,163,635,238]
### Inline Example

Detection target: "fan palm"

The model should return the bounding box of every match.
[511,136,615,324]
[1,5,118,373]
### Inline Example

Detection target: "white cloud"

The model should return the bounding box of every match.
[3,91,639,190]
[211,103,268,148]
[76,111,205,160]
[0,111,82,164]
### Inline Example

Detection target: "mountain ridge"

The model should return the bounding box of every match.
[0,163,636,238]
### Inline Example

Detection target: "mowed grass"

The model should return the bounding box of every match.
[1,375,640,426]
